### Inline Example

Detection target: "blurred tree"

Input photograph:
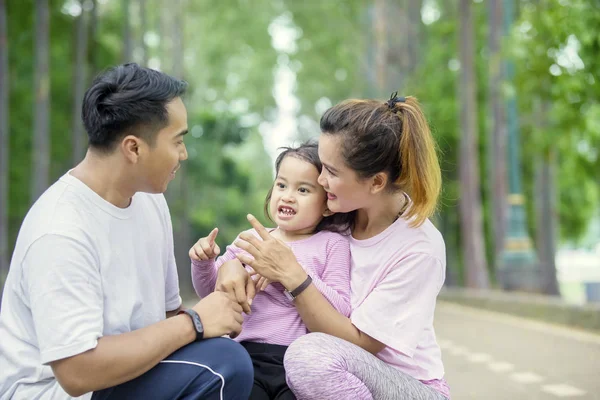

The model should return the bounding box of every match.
[122,0,132,62]
[0,0,8,283]
[88,0,99,74]
[72,0,89,165]
[138,0,148,66]
[31,0,50,202]
[458,0,489,288]
[487,0,507,266]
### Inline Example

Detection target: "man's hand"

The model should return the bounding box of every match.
[189,228,220,261]
[215,259,256,314]
[191,291,244,339]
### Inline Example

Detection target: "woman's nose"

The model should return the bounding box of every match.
[317,171,326,187]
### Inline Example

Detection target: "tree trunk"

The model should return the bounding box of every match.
[167,0,192,296]
[405,0,422,75]
[122,0,132,62]
[88,0,99,74]
[159,0,171,72]
[373,0,388,94]
[72,1,88,166]
[139,0,148,66]
[0,0,9,284]
[458,0,489,288]
[31,0,50,202]
[534,150,560,296]
[488,0,507,269]
[534,99,560,296]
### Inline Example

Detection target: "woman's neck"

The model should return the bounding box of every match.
[353,192,406,240]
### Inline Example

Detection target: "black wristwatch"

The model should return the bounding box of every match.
[178,309,204,341]
[284,275,313,302]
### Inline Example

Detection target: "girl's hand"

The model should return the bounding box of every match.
[215,259,256,314]
[189,228,221,261]
[250,271,271,291]
[234,214,307,291]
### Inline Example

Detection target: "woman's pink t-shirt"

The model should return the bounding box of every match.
[350,216,448,395]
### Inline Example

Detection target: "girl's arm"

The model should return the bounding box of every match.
[191,239,242,298]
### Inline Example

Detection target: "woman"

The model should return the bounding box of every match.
[223,93,450,399]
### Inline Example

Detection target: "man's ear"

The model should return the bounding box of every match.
[121,135,141,163]
[370,172,388,194]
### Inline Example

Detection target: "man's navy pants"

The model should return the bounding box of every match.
[91,338,254,400]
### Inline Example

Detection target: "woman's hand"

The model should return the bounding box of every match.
[215,259,256,314]
[234,214,308,291]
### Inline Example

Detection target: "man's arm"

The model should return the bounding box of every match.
[50,290,243,397]
[25,234,244,397]
[51,314,195,397]
[166,306,183,318]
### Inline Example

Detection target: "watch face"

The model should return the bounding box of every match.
[284,290,294,302]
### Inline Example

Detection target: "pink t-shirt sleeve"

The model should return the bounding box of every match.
[351,252,444,358]
[310,236,351,317]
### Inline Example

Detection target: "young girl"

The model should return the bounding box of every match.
[190,142,352,400]
[231,94,451,399]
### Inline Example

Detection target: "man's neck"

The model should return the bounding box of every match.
[70,150,135,208]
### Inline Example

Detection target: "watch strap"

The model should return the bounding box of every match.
[178,308,204,341]
[288,275,312,299]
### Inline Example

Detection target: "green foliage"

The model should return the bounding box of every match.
[512,0,600,242]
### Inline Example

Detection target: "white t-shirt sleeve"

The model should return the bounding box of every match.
[351,253,444,358]
[24,234,103,365]
[160,195,182,312]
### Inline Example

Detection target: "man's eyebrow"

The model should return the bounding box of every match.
[175,129,188,138]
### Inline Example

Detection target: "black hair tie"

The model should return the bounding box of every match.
[386,91,406,109]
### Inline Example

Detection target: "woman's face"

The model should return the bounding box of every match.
[317,134,372,213]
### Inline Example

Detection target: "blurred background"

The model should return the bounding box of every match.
[0,0,599,398]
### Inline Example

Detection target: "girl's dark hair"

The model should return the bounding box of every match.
[320,96,441,227]
[82,63,188,152]
[263,142,355,234]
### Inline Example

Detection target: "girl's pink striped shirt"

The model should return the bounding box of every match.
[191,229,351,346]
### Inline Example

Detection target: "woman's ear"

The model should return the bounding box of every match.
[370,172,389,194]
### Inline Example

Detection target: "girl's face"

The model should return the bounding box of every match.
[269,155,330,235]
[317,134,372,213]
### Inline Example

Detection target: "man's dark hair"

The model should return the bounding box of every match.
[82,63,188,151]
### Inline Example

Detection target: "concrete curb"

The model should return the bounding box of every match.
[439,288,600,333]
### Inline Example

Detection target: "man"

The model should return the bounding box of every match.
[0,64,253,400]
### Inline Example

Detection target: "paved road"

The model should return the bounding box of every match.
[435,302,600,400]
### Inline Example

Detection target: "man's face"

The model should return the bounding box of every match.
[139,97,189,193]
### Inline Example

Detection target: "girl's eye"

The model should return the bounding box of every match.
[299,188,309,194]
[276,182,285,189]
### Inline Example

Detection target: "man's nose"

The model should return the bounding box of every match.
[180,143,188,161]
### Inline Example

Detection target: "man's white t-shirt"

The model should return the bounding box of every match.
[0,172,182,400]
